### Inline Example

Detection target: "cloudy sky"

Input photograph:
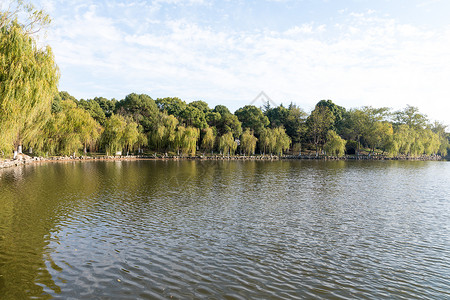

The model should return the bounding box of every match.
[35,0,450,125]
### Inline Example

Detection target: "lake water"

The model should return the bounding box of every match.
[0,160,449,299]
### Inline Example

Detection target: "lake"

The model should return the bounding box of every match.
[1,160,449,299]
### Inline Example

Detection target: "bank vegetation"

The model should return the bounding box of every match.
[1,1,449,160]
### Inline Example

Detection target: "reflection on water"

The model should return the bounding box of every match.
[1,160,450,299]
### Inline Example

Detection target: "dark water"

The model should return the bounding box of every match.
[0,160,449,299]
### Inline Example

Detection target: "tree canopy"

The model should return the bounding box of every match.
[0,3,59,155]
[0,3,448,159]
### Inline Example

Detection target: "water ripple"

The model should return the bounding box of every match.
[1,160,450,298]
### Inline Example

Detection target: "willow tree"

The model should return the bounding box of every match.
[240,129,257,156]
[0,3,59,156]
[182,127,200,156]
[201,127,215,155]
[122,118,140,155]
[422,128,440,156]
[219,132,237,156]
[259,128,276,155]
[273,127,291,156]
[150,114,179,151]
[49,100,102,156]
[101,114,127,156]
[324,130,346,157]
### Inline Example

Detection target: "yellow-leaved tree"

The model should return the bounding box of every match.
[0,1,59,156]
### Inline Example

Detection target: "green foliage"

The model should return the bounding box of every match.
[122,118,140,154]
[394,124,414,155]
[0,19,59,155]
[306,106,335,154]
[181,105,208,129]
[272,127,291,156]
[240,129,258,155]
[0,16,447,160]
[395,105,428,129]
[422,128,440,156]
[431,121,449,156]
[265,105,289,128]
[324,130,346,157]
[188,100,210,114]
[94,97,116,118]
[258,127,291,155]
[259,128,275,154]
[101,114,127,155]
[171,125,200,156]
[341,107,391,154]
[213,105,242,138]
[156,97,186,117]
[78,99,107,125]
[316,100,346,131]
[201,127,215,153]
[0,0,51,34]
[182,127,200,156]
[116,93,159,133]
[44,100,102,155]
[285,103,307,144]
[218,132,237,156]
[151,114,179,151]
[235,105,269,136]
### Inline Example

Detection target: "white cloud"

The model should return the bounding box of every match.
[40,1,450,125]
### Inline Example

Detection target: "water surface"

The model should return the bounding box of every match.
[1,160,449,299]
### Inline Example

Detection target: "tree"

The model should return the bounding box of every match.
[94,97,116,118]
[0,8,59,155]
[324,130,346,157]
[341,107,390,155]
[115,93,159,133]
[44,100,102,156]
[180,105,208,129]
[182,127,200,156]
[101,114,127,155]
[235,105,269,136]
[273,127,291,156]
[218,132,237,156]
[306,106,335,154]
[78,99,107,125]
[174,126,186,156]
[213,105,242,138]
[201,127,215,154]
[188,100,210,114]
[150,114,179,151]
[259,128,276,155]
[285,103,307,144]
[265,105,289,128]
[316,100,346,132]
[240,129,257,156]
[394,124,414,156]
[431,121,449,156]
[156,97,187,118]
[136,126,148,154]
[422,128,440,156]
[395,105,428,129]
[121,118,140,154]
[0,0,51,34]
[173,125,199,156]
[340,109,365,154]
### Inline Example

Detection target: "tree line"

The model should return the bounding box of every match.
[2,90,449,158]
[1,1,449,159]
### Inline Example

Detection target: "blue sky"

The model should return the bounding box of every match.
[34,0,450,125]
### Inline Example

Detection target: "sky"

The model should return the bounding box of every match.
[32,0,450,125]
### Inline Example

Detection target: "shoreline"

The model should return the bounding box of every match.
[0,153,445,170]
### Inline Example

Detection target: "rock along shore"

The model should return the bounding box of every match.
[0,153,444,170]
